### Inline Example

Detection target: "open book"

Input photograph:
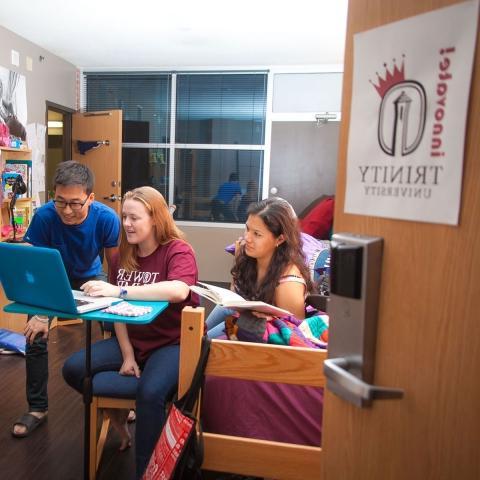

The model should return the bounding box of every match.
[190,282,291,317]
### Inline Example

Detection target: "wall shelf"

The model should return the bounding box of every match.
[0,147,33,331]
[0,146,32,153]
[0,147,33,242]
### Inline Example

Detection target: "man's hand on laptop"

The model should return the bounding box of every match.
[24,315,49,344]
[81,280,119,298]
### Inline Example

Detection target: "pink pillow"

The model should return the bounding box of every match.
[300,197,334,239]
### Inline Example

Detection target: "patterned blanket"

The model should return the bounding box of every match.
[266,314,328,349]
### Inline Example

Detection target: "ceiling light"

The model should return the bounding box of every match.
[48,121,63,128]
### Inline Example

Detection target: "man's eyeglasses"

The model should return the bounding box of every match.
[53,197,89,210]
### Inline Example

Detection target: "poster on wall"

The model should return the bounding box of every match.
[344,0,479,225]
[26,123,46,205]
[0,66,28,141]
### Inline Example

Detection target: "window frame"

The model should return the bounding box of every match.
[83,69,271,227]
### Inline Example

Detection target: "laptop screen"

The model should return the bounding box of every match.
[0,243,82,315]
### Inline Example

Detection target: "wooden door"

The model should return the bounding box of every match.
[72,110,122,215]
[320,1,480,479]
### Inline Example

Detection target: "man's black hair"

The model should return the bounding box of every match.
[53,160,95,194]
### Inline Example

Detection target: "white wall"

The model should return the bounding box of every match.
[0,26,339,283]
[270,121,338,214]
[0,25,77,124]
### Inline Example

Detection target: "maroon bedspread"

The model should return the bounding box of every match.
[201,376,324,446]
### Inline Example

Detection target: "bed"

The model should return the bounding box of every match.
[179,306,326,480]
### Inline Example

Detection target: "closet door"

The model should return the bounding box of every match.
[321,1,480,479]
[72,110,122,215]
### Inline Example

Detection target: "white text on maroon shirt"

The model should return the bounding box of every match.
[117,268,160,286]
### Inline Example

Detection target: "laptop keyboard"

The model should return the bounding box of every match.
[75,298,91,307]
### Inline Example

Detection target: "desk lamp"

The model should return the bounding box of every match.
[7,174,27,243]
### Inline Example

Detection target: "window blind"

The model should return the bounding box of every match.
[176,73,267,145]
[84,72,171,143]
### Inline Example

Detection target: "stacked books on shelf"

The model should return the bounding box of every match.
[2,158,32,200]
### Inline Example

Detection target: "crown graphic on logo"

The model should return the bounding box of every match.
[370,55,406,98]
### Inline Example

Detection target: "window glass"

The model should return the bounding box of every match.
[173,149,263,222]
[176,74,267,145]
[86,73,171,143]
[122,148,169,199]
[85,72,268,223]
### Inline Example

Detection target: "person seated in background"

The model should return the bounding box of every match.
[237,179,259,222]
[62,186,199,479]
[211,172,242,221]
[11,160,120,438]
[207,197,313,338]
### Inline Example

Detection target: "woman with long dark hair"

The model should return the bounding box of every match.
[207,197,313,338]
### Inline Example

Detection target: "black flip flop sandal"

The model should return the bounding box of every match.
[11,413,47,438]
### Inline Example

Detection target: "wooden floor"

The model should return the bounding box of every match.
[0,295,238,480]
[0,322,136,480]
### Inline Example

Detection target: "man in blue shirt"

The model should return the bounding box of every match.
[11,160,120,438]
[211,172,242,221]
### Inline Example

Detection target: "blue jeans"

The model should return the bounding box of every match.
[25,272,106,412]
[62,337,180,479]
[205,305,236,338]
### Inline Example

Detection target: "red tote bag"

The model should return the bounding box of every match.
[143,337,210,480]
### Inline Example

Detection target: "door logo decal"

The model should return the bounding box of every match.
[370,56,426,157]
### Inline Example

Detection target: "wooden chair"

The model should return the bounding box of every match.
[87,292,171,479]
[89,376,137,480]
[179,306,327,480]
[89,397,136,480]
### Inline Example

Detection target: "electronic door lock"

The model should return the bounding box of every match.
[324,233,404,407]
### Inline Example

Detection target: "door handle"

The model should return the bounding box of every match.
[324,357,404,404]
[103,194,120,202]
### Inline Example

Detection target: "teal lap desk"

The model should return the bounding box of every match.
[4,300,169,480]
[4,300,168,323]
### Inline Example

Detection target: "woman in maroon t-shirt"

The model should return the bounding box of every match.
[63,186,198,479]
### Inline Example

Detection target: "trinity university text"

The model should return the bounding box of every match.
[363,185,433,198]
[359,164,443,199]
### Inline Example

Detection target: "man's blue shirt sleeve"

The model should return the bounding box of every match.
[24,211,50,247]
[98,209,120,248]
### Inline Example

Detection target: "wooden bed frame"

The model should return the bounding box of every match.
[179,307,327,480]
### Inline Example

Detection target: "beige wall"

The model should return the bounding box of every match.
[182,225,244,282]
[0,25,77,124]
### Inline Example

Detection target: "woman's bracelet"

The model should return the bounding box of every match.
[33,315,49,324]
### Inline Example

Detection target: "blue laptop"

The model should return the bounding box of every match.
[0,243,120,314]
